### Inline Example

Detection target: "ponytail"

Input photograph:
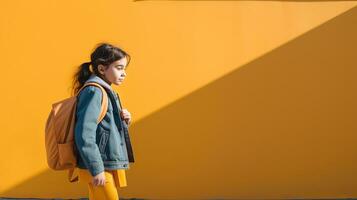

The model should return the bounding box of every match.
[72,62,92,96]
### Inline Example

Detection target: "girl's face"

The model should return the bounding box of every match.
[98,57,128,86]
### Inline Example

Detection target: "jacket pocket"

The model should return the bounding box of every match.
[98,130,110,154]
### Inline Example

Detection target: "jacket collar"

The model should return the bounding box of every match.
[85,73,114,93]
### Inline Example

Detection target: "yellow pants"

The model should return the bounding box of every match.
[77,168,127,200]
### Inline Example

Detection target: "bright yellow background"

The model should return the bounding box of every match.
[0,0,356,199]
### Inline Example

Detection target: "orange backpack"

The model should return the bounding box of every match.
[45,82,108,182]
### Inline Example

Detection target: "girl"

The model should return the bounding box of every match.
[72,42,133,200]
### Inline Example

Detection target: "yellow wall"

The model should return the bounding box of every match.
[0,0,356,199]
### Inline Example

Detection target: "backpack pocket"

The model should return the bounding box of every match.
[58,140,77,168]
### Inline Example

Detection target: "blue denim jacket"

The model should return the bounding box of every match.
[74,74,130,176]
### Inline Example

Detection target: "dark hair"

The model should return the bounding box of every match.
[72,42,131,95]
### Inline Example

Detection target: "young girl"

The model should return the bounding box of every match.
[72,43,133,200]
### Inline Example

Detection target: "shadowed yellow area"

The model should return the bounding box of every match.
[0,0,356,199]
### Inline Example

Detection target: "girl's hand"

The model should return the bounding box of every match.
[92,171,106,186]
[120,108,132,126]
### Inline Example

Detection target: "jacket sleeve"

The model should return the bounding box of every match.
[74,85,104,177]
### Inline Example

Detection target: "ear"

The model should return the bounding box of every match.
[98,64,105,75]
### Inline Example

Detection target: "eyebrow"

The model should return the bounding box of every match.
[115,64,125,67]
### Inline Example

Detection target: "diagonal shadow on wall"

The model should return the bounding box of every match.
[2,5,357,200]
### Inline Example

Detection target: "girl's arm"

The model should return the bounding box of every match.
[74,86,104,177]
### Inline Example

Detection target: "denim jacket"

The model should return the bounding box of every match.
[74,74,132,176]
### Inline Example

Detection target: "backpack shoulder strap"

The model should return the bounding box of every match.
[68,167,78,183]
[76,82,108,123]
